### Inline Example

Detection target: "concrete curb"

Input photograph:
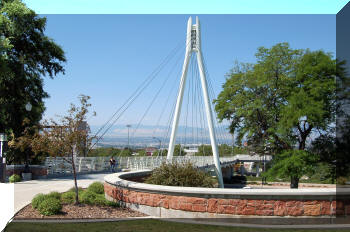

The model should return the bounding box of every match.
[160,218,350,229]
[11,216,156,223]
[10,217,350,229]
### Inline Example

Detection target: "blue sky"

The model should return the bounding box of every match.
[25,0,348,14]
[42,14,336,131]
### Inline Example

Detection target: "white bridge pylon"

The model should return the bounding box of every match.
[167,16,224,188]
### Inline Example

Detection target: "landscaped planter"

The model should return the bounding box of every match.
[6,165,47,179]
[104,170,350,224]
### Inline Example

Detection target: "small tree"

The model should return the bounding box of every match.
[31,95,95,204]
[195,145,212,156]
[264,150,318,188]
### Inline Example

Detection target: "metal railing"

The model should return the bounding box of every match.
[44,154,272,175]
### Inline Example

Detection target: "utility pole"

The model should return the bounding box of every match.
[126,125,131,150]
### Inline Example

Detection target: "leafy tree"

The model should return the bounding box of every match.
[263,150,318,188]
[214,43,346,187]
[311,114,350,182]
[215,43,339,154]
[310,134,336,183]
[233,146,248,155]
[195,144,233,156]
[335,115,350,179]
[219,144,233,156]
[151,145,183,156]
[0,0,66,163]
[30,95,95,204]
[195,145,212,156]
[153,149,167,156]
[87,147,121,157]
[118,148,132,157]
[136,149,147,156]
[174,144,184,156]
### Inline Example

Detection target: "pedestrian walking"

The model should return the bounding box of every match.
[109,156,116,172]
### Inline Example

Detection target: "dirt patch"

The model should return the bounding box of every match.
[15,204,147,219]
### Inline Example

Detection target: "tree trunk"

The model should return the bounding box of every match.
[290,176,299,189]
[71,153,79,204]
[298,138,306,150]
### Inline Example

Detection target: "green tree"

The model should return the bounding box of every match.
[118,148,132,157]
[214,43,345,187]
[136,149,147,156]
[88,147,121,157]
[215,43,339,153]
[30,95,95,204]
[0,0,66,163]
[195,145,212,156]
[218,144,233,156]
[174,144,184,156]
[151,145,183,157]
[263,150,318,188]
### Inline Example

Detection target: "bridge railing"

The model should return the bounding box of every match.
[44,154,272,175]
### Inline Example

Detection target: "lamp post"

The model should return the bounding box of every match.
[0,133,7,183]
[25,102,32,112]
[0,133,7,158]
[23,102,32,175]
[153,137,161,156]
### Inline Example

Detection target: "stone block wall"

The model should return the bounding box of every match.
[104,182,350,217]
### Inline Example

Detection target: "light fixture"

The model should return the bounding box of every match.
[25,102,32,111]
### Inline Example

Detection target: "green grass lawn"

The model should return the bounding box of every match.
[4,219,350,232]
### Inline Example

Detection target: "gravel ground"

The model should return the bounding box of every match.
[14,204,147,219]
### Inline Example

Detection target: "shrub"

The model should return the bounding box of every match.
[105,200,120,207]
[47,191,61,200]
[145,161,215,187]
[9,174,21,183]
[32,192,62,209]
[81,190,98,205]
[68,186,84,193]
[94,194,108,205]
[337,176,348,185]
[37,198,62,216]
[61,191,76,204]
[32,194,48,209]
[87,182,104,194]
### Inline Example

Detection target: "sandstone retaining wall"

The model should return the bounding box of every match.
[104,171,350,218]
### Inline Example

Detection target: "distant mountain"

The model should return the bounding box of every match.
[89,124,233,147]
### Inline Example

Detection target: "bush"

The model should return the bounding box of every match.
[37,198,62,216]
[337,176,348,185]
[47,191,61,200]
[61,191,76,204]
[145,161,215,187]
[32,194,48,209]
[9,174,21,183]
[87,182,104,194]
[81,190,98,205]
[105,199,120,207]
[32,192,62,209]
[68,186,84,193]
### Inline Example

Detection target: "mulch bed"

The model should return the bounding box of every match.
[14,204,147,219]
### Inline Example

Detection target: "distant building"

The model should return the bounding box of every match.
[184,147,198,156]
[145,147,157,156]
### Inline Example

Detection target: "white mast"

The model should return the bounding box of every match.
[167,16,224,188]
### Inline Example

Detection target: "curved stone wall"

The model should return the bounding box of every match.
[104,171,350,219]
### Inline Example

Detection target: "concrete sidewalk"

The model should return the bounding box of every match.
[13,172,110,214]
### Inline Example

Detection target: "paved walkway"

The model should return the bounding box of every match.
[13,172,110,214]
